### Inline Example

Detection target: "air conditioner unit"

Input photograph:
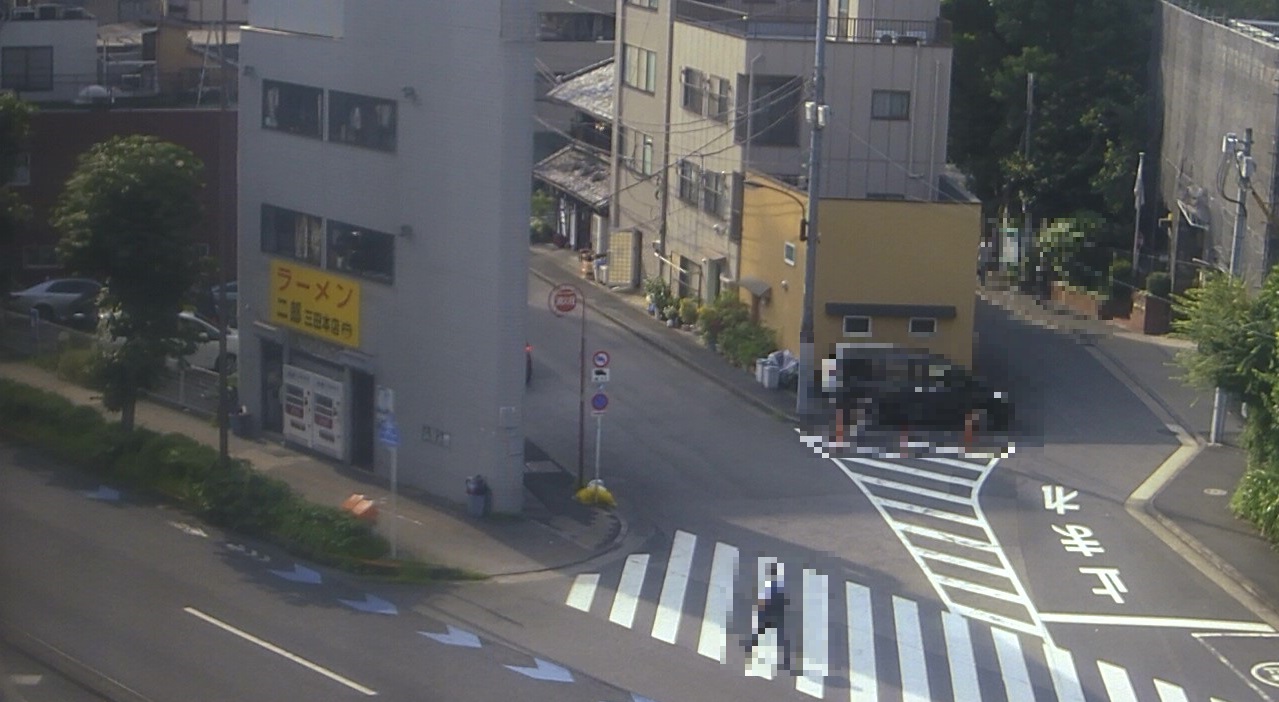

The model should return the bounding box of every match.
[62,6,88,19]
[877,30,897,43]
[10,7,37,19]
[35,3,60,20]
[896,30,927,44]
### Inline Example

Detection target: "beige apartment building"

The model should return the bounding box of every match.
[606,0,955,300]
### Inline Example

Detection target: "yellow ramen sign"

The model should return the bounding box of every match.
[270,260,361,347]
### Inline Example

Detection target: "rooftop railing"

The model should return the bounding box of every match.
[675,0,952,45]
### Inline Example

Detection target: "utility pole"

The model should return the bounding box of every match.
[796,0,828,424]
[1210,128,1253,445]
[1021,72,1035,288]
[215,0,231,464]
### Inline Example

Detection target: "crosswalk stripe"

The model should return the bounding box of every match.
[651,530,697,644]
[919,454,991,473]
[941,611,981,702]
[1042,643,1086,702]
[1097,660,1140,702]
[916,547,1010,577]
[697,542,739,663]
[953,603,1042,638]
[608,553,649,628]
[897,523,998,551]
[855,474,973,504]
[844,456,978,487]
[992,627,1035,702]
[796,569,828,698]
[893,596,932,702]
[566,573,599,612]
[936,574,1023,603]
[876,497,983,527]
[847,583,877,702]
[1153,678,1190,702]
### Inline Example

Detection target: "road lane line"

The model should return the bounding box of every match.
[936,575,1023,603]
[566,573,599,612]
[1042,643,1085,702]
[846,583,877,702]
[796,569,828,698]
[941,611,980,702]
[1097,660,1139,702]
[855,475,972,504]
[953,604,1041,638]
[697,542,739,662]
[916,547,1010,577]
[183,607,376,696]
[844,456,978,486]
[893,596,931,702]
[898,524,998,551]
[991,627,1034,702]
[1153,679,1190,702]
[651,530,696,643]
[609,553,649,628]
[876,497,983,527]
[1039,612,1275,633]
[919,455,990,473]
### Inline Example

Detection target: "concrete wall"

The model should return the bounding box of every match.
[0,16,98,102]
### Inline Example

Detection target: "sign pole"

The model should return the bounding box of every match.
[390,443,398,559]
[594,413,603,482]
[577,293,587,488]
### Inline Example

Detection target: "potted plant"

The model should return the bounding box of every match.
[678,297,699,330]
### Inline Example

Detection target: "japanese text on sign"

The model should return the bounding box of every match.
[270,260,361,348]
[1043,483,1129,604]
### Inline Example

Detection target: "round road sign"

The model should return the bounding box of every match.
[591,392,608,413]
[549,284,580,316]
[1254,661,1279,688]
[593,350,610,368]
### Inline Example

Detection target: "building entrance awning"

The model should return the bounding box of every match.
[739,276,772,299]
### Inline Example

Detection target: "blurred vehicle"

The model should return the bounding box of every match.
[821,343,1010,432]
[196,280,238,328]
[6,278,101,322]
[99,310,238,373]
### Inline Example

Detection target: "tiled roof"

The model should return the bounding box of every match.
[545,59,614,122]
[533,145,611,208]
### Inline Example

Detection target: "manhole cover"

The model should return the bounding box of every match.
[1204,488,1229,497]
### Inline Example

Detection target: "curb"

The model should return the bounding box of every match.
[529,261,800,426]
[491,504,630,578]
[2,625,155,702]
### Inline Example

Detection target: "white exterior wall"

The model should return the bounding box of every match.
[238,0,534,512]
[0,18,98,103]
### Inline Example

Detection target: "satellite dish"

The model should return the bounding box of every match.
[76,84,112,104]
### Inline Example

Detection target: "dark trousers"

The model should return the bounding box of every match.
[749,605,789,669]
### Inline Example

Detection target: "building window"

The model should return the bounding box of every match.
[328,91,396,152]
[1,46,53,92]
[327,220,395,283]
[262,80,323,138]
[843,315,872,337]
[21,245,58,269]
[9,152,30,186]
[738,75,802,147]
[677,160,700,204]
[538,12,614,41]
[909,317,937,336]
[623,45,657,92]
[783,241,796,266]
[261,204,323,266]
[681,68,705,113]
[871,90,911,120]
[192,242,211,258]
[625,0,657,9]
[709,76,732,122]
[700,170,727,219]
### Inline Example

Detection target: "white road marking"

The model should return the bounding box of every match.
[992,627,1034,702]
[847,583,877,702]
[916,547,1010,577]
[844,456,978,487]
[9,674,42,686]
[941,611,981,702]
[893,596,931,702]
[1153,678,1190,702]
[1040,612,1275,633]
[796,569,828,698]
[1097,660,1140,702]
[919,454,991,473]
[854,474,973,504]
[183,607,376,696]
[565,573,599,612]
[1042,643,1086,702]
[609,553,649,628]
[897,523,998,551]
[876,497,983,527]
[936,575,1023,603]
[651,530,697,643]
[697,541,739,662]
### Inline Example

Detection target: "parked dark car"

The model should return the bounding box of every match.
[821,343,1011,432]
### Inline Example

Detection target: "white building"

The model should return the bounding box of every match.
[0,3,97,103]
[237,0,534,512]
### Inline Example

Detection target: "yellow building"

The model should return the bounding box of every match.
[738,172,980,369]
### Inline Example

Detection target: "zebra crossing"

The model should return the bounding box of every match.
[564,529,1238,701]
[798,433,1046,639]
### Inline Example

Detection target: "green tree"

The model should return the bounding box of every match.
[53,135,206,431]
[0,94,36,297]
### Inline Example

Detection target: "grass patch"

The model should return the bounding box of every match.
[0,378,482,580]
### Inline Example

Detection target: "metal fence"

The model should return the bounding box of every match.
[0,309,222,418]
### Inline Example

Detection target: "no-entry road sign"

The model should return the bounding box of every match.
[549,284,580,316]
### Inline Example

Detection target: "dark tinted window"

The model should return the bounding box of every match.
[326,220,394,283]
[262,80,323,138]
[261,204,323,265]
[1,46,53,92]
[328,91,397,152]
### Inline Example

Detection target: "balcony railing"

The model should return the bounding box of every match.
[674,0,952,45]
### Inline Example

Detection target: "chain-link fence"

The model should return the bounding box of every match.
[0,309,223,418]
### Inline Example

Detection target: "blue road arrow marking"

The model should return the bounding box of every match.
[82,485,120,501]
[504,658,574,683]
[419,625,481,648]
[269,563,322,585]
[631,695,661,702]
[339,594,398,615]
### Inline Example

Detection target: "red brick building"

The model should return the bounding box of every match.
[7,107,237,289]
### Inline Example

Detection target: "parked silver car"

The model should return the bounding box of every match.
[6,278,101,322]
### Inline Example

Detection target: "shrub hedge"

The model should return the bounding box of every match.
[0,378,392,569]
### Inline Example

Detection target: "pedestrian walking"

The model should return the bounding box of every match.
[748,562,790,671]
[977,238,992,285]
